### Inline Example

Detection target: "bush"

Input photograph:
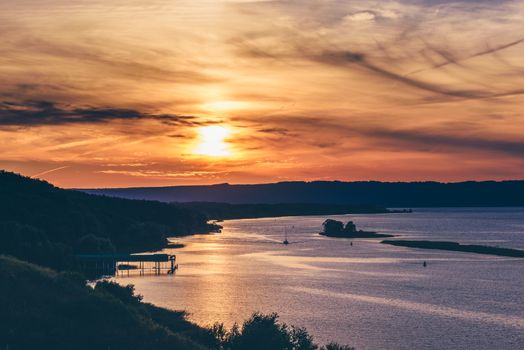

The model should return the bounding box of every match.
[211,312,352,350]
[323,343,356,350]
[227,313,293,350]
[94,280,143,305]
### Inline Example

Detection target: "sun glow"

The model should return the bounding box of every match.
[194,125,232,157]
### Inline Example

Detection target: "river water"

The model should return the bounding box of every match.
[120,208,524,349]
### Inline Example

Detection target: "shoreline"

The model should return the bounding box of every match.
[381,240,524,258]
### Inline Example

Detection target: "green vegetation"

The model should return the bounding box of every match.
[320,219,393,239]
[210,312,354,350]
[0,170,220,271]
[381,240,524,257]
[0,255,214,350]
[0,256,354,350]
[177,202,391,220]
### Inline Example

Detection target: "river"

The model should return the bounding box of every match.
[118,208,524,349]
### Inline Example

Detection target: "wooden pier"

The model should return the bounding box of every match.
[76,253,178,277]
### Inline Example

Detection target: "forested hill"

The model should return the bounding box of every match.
[83,180,524,207]
[0,170,217,270]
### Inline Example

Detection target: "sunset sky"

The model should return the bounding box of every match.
[1,0,524,188]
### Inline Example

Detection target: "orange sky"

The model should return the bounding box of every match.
[1,0,524,188]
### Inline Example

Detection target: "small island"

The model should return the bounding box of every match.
[319,219,394,238]
[381,240,524,258]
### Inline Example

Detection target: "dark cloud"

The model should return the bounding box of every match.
[0,100,204,127]
[167,134,189,139]
[258,127,292,136]
[410,38,524,74]
[364,127,524,158]
[314,50,524,100]
[247,115,524,159]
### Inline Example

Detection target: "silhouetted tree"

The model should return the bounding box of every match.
[227,313,292,350]
[322,343,355,350]
[291,326,318,350]
[95,280,143,304]
[343,221,357,233]
[322,219,344,235]
[212,312,338,350]
[75,234,115,254]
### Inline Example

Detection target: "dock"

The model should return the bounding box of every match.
[76,253,178,276]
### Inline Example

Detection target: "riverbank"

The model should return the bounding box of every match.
[0,255,354,350]
[381,240,524,258]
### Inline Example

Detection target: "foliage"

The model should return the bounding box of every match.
[321,219,358,235]
[94,280,143,304]
[323,343,356,350]
[75,234,116,254]
[0,170,220,271]
[226,313,293,350]
[322,219,345,235]
[0,255,208,349]
[210,312,353,350]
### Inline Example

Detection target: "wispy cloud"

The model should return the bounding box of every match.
[31,165,70,178]
[1,0,524,186]
[0,100,205,127]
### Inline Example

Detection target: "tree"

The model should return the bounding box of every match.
[75,234,115,254]
[215,313,327,350]
[227,313,292,350]
[322,219,344,235]
[343,221,357,233]
[322,343,355,350]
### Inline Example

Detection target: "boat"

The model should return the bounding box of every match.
[283,227,289,245]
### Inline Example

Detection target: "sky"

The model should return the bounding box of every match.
[1,0,524,188]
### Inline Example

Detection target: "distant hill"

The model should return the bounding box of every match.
[82,180,524,207]
[176,202,390,220]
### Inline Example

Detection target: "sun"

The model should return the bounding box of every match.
[193,125,232,157]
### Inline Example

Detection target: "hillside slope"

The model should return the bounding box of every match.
[0,170,217,270]
[0,255,214,350]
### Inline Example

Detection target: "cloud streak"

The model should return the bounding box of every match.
[0,100,205,127]
[1,0,524,186]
